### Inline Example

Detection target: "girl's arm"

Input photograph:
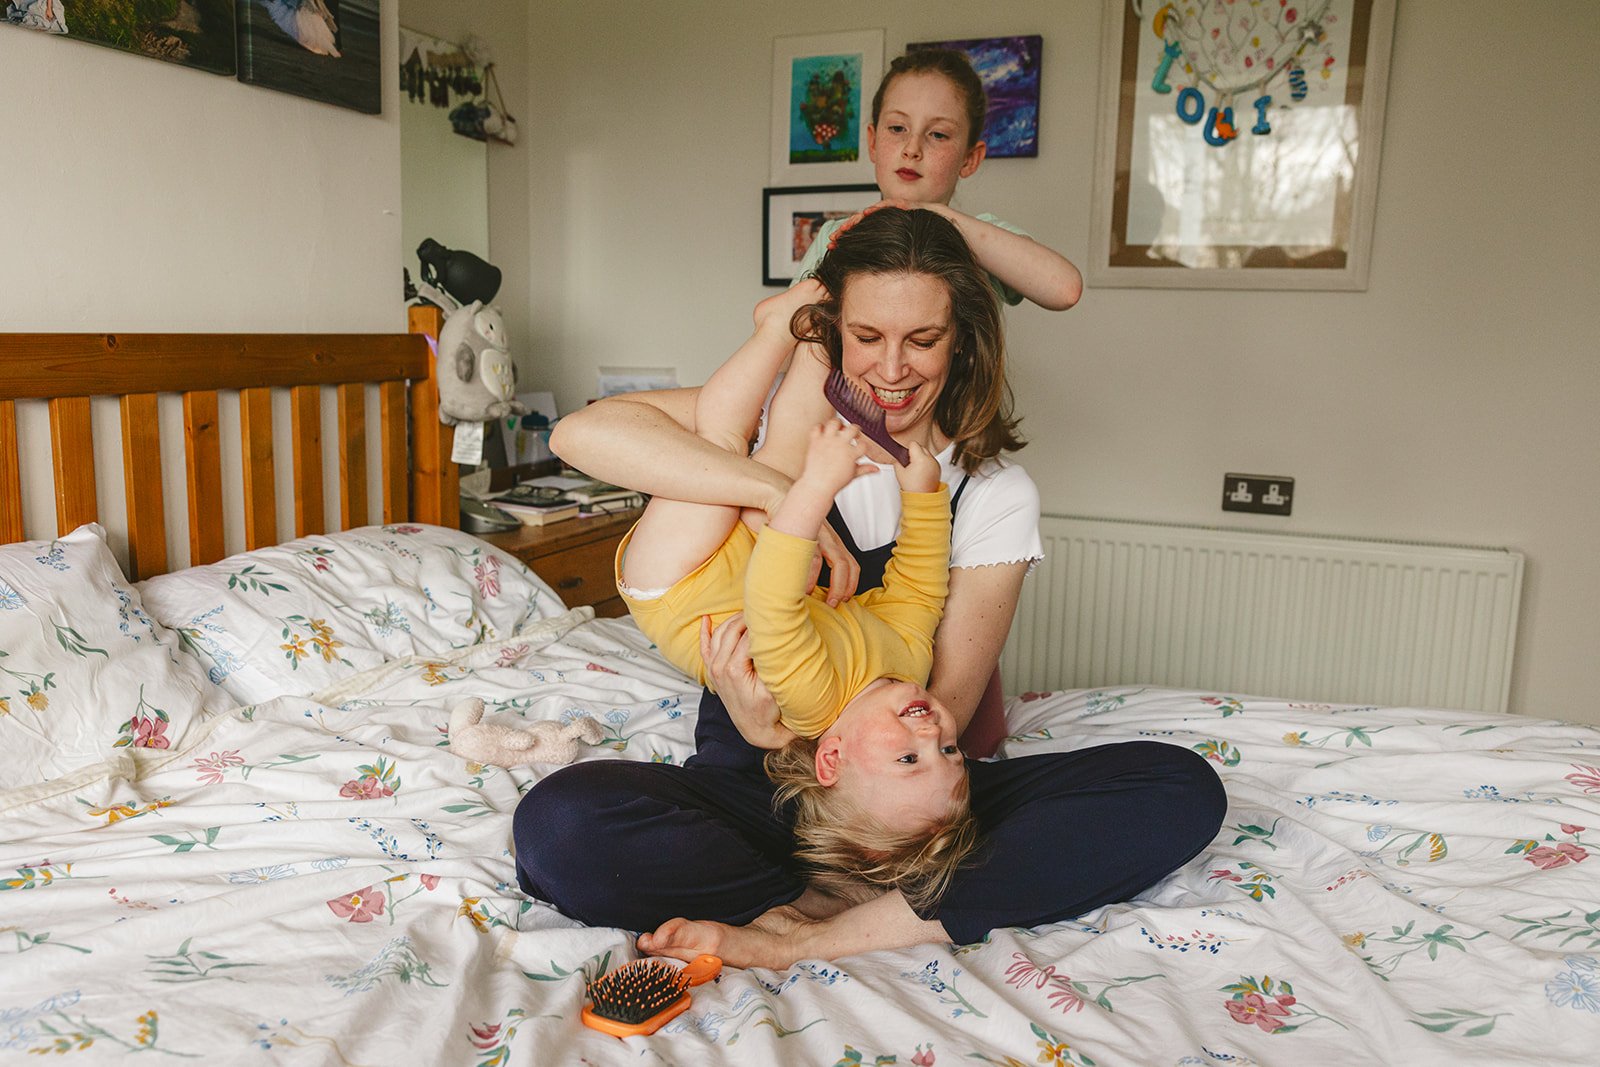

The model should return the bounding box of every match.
[932,205,1083,311]
[831,200,1082,311]
[925,560,1028,734]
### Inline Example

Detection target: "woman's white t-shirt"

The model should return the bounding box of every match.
[833,438,1043,573]
[754,389,1043,572]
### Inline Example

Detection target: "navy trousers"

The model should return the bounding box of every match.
[515,500,1225,943]
[513,689,1226,944]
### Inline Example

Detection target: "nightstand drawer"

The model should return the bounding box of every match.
[534,537,619,610]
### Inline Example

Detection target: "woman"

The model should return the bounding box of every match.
[514,209,1225,968]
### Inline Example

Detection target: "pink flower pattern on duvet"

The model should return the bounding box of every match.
[474,556,501,599]
[327,885,385,923]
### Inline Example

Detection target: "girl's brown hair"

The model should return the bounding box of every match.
[871,49,988,151]
[765,737,980,913]
[793,206,1024,473]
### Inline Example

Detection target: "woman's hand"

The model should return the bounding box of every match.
[701,614,794,749]
[815,520,859,606]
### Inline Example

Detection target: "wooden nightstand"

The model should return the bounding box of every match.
[481,508,640,619]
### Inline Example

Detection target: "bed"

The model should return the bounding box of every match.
[4,331,1598,1065]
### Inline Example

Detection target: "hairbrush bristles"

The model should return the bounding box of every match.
[585,961,688,1024]
[580,954,722,1039]
[823,367,912,467]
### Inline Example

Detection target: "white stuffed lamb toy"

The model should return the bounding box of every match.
[447,698,604,767]
[435,301,527,427]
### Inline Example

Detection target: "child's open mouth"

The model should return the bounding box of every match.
[899,701,933,718]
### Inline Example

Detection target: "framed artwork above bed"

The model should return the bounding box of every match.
[1088,0,1396,290]
[236,0,382,114]
[761,183,879,286]
[769,29,884,187]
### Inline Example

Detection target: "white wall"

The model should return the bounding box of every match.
[0,16,401,332]
[520,0,1600,722]
[1,9,403,556]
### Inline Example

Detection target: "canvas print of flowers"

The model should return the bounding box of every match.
[235,0,380,114]
[789,51,863,164]
[3,0,237,75]
[907,34,1043,158]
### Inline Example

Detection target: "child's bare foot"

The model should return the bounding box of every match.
[753,278,825,331]
[895,441,941,494]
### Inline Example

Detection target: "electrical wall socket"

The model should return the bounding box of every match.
[1222,473,1294,516]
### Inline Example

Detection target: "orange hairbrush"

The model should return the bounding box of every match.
[580,954,722,1038]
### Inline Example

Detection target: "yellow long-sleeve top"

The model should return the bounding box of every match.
[744,486,951,738]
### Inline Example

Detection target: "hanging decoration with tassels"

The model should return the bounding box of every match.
[399,29,483,111]
[1140,0,1337,148]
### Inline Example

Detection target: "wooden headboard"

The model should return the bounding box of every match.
[0,306,459,579]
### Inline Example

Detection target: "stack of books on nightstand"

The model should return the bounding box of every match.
[564,480,645,517]
[491,483,581,527]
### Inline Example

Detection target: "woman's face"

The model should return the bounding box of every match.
[838,270,954,451]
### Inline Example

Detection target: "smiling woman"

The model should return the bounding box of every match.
[518,208,1226,970]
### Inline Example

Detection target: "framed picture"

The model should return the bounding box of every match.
[762,184,880,286]
[1088,0,1395,290]
[907,35,1042,158]
[236,0,381,114]
[769,30,884,186]
[3,0,236,75]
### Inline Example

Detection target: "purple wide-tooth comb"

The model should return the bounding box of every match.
[823,367,911,467]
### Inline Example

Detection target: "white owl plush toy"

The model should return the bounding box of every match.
[435,300,527,427]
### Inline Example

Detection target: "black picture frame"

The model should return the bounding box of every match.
[761,183,880,286]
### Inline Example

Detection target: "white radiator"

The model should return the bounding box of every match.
[1000,516,1524,714]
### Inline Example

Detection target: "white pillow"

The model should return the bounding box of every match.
[0,525,227,785]
[136,524,566,704]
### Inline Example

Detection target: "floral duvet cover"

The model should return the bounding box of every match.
[4,612,1599,1064]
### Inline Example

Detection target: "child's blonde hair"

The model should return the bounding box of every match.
[764,737,980,912]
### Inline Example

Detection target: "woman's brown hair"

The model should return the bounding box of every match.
[871,49,988,151]
[793,206,1024,473]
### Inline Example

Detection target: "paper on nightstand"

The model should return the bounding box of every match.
[597,366,677,397]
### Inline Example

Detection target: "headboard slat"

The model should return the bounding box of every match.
[379,380,407,524]
[119,393,168,579]
[183,390,225,566]
[291,385,324,537]
[2,331,448,551]
[239,387,276,550]
[0,401,22,541]
[49,397,97,533]
[406,305,456,526]
[336,383,367,532]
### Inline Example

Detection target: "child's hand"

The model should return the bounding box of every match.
[753,278,826,333]
[895,441,941,494]
[829,199,902,248]
[796,421,876,498]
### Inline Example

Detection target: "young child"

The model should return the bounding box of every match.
[613,278,976,904]
[795,48,1084,312]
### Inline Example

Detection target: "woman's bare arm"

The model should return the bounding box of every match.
[925,561,1029,734]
